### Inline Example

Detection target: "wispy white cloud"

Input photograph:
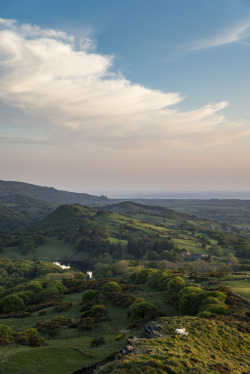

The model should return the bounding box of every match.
[0,18,249,149]
[0,135,50,144]
[0,17,73,42]
[189,20,250,50]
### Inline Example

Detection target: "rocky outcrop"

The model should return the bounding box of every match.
[72,322,162,374]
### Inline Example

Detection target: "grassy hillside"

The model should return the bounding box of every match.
[0,257,248,374]
[0,194,57,232]
[2,201,248,276]
[97,316,250,374]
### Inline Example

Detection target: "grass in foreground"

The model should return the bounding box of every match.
[98,316,250,374]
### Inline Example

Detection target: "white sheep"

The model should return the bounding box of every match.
[175,328,188,336]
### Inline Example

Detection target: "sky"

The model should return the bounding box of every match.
[0,0,250,195]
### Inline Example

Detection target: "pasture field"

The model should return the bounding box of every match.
[221,278,250,301]
[136,198,250,227]
[0,291,139,374]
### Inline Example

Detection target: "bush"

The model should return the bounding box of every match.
[81,304,108,322]
[90,336,105,347]
[128,298,163,323]
[25,281,43,293]
[178,286,203,298]
[178,292,203,316]
[202,291,227,303]
[167,276,186,295]
[148,269,173,291]
[51,316,72,326]
[22,328,38,336]
[203,304,230,315]
[0,324,13,345]
[106,292,136,307]
[102,281,121,293]
[115,333,124,340]
[82,290,100,303]
[54,301,72,313]
[14,332,46,347]
[36,320,48,333]
[0,294,25,314]
[77,317,95,330]
[39,310,47,316]
[135,269,156,284]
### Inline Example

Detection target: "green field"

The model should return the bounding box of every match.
[0,290,140,374]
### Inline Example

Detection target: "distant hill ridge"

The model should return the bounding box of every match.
[0,180,109,205]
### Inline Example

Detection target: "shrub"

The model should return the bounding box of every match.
[17,291,35,305]
[178,292,203,316]
[167,276,186,295]
[51,316,72,326]
[204,304,230,315]
[148,269,173,291]
[128,298,163,323]
[135,269,156,284]
[25,281,43,293]
[102,281,121,293]
[106,292,136,307]
[115,333,124,340]
[54,301,72,313]
[22,328,38,336]
[14,332,47,347]
[36,320,48,333]
[0,294,25,314]
[82,290,100,303]
[0,324,13,345]
[202,291,227,303]
[77,317,95,330]
[178,286,203,298]
[39,310,47,316]
[90,336,105,347]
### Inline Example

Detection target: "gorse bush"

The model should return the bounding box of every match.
[82,290,100,302]
[102,281,121,293]
[90,336,105,347]
[148,269,173,291]
[128,298,163,324]
[0,324,13,345]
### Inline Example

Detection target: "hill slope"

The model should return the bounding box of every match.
[0,194,57,232]
[97,316,250,374]
[0,180,109,205]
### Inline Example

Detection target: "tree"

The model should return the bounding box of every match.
[210,246,223,256]
[227,254,240,270]
[127,239,146,259]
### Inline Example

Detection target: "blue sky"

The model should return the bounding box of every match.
[0,0,250,193]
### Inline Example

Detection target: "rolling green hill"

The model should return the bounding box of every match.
[0,194,57,232]
[5,201,245,271]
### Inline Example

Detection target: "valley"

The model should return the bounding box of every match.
[0,181,249,373]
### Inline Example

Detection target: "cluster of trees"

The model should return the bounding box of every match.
[0,259,65,288]
[0,279,67,314]
[0,258,72,314]
[18,233,47,255]
[129,269,235,317]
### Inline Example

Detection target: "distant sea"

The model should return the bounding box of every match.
[104,191,250,200]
